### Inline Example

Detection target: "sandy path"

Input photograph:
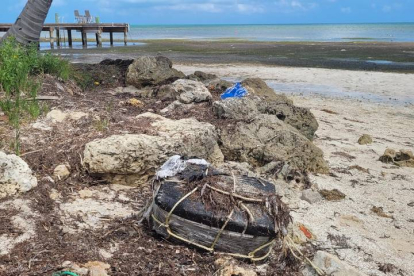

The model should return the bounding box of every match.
[177,64,414,276]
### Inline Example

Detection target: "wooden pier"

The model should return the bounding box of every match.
[0,23,129,48]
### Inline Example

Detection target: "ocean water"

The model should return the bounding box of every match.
[16,23,413,49]
[126,23,414,42]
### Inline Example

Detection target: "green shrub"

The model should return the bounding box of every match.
[0,37,72,154]
[34,52,72,81]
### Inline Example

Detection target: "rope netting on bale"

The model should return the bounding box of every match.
[146,156,292,262]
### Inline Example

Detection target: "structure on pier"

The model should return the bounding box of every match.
[0,23,129,48]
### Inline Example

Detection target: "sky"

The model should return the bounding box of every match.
[1,0,413,25]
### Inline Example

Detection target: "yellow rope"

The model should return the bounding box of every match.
[210,209,234,250]
[219,239,276,261]
[206,184,263,203]
[151,182,279,261]
[285,236,325,276]
[165,187,199,226]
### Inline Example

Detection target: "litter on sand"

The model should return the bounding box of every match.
[146,156,291,261]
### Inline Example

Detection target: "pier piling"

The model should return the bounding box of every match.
[49,27,55,49]
[68,29,72,47]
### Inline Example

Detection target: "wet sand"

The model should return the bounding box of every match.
[53,40,414,73]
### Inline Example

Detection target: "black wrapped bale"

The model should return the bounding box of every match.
[149,159,291,261]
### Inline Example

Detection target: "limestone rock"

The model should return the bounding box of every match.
[301,189,323,204]
[207,78,234,92]
[53,164,71,181]
[174,79,212,104]
[84,261,111,276]
[308,251,368,276]
[213,97,259,120]
[126,56,185,88]
[46,109,88,123]
[160,100,194,114]
[394,150,414,167]
[213,96,318,140]
[113,86,154,97]
[61,261,110,276]
[32,121,52,131]
[320,189,346,201]
[358,134,373,145]
[83,113,223,186]
[216,161,256,177]
[257,100,319,140]
[219,114,328,174]
[379,149,414,167]
[215,257,257,276]
[379,149,396,163]
[241,78,293,104]
[61,261,89,276]
[157,80,212,103]
[46,109,67,123]
[0,152,37,199]
[187,71,218,82]
[68,111,88,121]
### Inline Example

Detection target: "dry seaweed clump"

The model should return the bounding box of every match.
[319,189,346,201]
[149,160,291,261]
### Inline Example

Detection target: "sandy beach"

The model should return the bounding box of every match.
[1,47,413,275]
[175,63,414,275]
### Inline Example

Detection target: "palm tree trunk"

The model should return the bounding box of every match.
[1,0,53,45]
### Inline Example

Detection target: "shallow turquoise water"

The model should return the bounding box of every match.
[29,23,414,49]
[127,23,414,42]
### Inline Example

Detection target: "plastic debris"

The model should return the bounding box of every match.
[52,272,79,276]
[156,155,210,179]
[220,82,248,100]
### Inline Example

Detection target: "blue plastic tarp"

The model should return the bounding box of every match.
[220,82,248,100]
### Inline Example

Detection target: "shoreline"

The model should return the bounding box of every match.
[51,40,414,73]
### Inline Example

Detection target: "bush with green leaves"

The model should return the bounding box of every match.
[0,37,72,154]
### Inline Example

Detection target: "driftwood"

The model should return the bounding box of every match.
[149,162,291,260]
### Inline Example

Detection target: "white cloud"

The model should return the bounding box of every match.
[274,0,317,12]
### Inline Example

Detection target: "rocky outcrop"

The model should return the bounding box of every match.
[46,109,88,123]
[53,164,71,181]
[187,71,218,82]
[241,78,293,104]
[257,101,319,140]
[213,97,259,120]
[0,152,37,199]
[126,56,185,88]
[379,149,414,167]
[358,134,373,145]
[219,114,328,174]
[156,79,212,103]
[187,71,233,92]
[213,96,319,140]
[83,113,223,186]
[207,78,234,93]
[173,79,212,104]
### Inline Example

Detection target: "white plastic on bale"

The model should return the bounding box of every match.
[156,155,210,180]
